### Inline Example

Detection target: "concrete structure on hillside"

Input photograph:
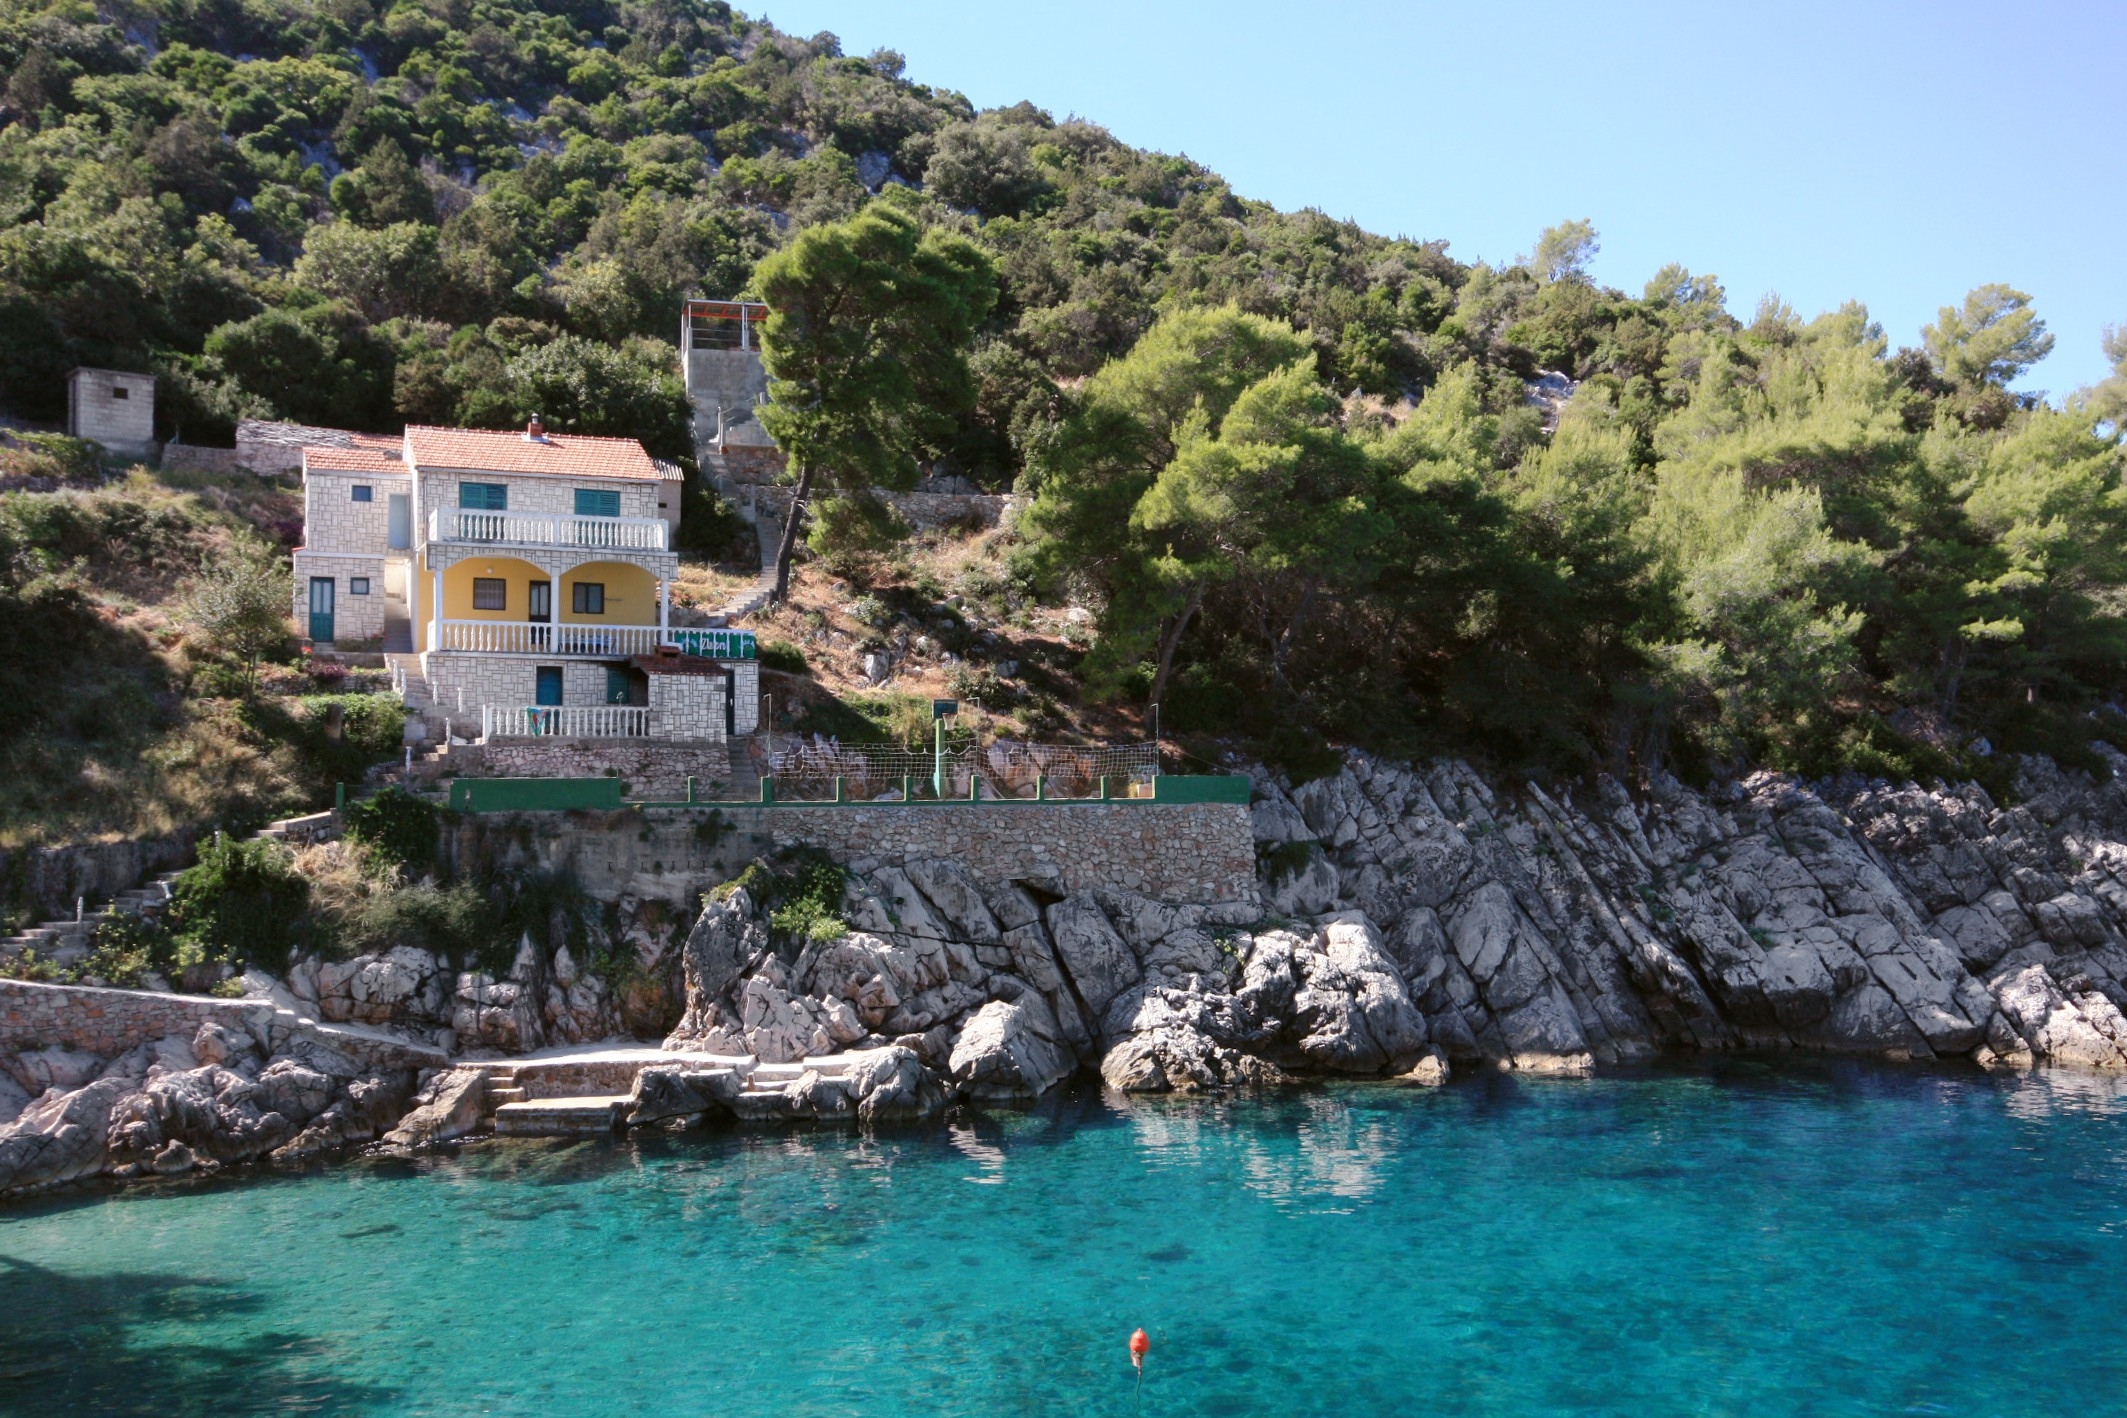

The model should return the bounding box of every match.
[682,299,784,481]
[679,298,1021,533]
[65,368,155,459]
[290,419,756,744]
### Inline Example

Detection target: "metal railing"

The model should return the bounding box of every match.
[684,299,769,352]
[427,509,669,551]
[666,627,758,660]
[434,620,663,655]
[481,704,653,739]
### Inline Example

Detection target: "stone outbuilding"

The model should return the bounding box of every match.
[65,368,155,459]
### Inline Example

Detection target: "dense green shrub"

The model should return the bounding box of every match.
[166,833,310,973]
[715,851,847,945]
[757,640,810,674]
[337,882,494,962]
[343,786,441,876]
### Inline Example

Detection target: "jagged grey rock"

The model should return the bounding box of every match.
[948,997,1072,1100]
[381,1066,489,1148]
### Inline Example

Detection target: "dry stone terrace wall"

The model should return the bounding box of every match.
[0,980,442,1073]
[0,830,197,921]
[443,801,1258,907]
[0,981,269,1057]
[758,802,1255,903]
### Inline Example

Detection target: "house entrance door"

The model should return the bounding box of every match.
[308,577,335,642]
[528,580,552,648]
[534,666,564,706]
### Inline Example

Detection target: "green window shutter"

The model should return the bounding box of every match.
[574,488,620,517]
[459,482,508,510]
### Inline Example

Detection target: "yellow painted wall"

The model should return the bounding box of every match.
[559,561,658,623]
[441,557,546,621]
[417,558,661,650]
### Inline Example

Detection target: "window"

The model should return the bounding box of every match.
[459,482,508,511]
[349,577,371,595]
[351,485,373,503]
[472,578,507,611]
[574,488,620,517]
[571,582,605,614]
[111,386,128,400]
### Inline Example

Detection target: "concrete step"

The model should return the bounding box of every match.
[493,1096,629,1137]
[488,1085,528,1105]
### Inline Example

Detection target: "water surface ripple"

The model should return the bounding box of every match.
[5,1059,2125,1417]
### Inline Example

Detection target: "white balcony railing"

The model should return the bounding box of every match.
[482,704,652,739]
[434,620,664,655]
[428,509,669,551]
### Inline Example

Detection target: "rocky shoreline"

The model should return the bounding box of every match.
[7,747,2127,1198]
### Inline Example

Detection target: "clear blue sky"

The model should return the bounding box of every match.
[763,0,2125,397]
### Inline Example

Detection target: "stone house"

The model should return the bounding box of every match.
[65,368,155,459]
[290,420,757,745]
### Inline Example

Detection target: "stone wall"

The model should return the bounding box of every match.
[0,831,198,922]
[757,802,1255,902]
[876,489,1019,531]
[466,741,736,798]
[67,368,155,454]
[415,470,659,523]
[291,552,389,643]
[738,483,1016,532]
[648,671,724,739]
[687,347,774,453]
[304,468,405,554]
[443,800,1257,907]
[0,979,443,1073]
[160,443,241,475]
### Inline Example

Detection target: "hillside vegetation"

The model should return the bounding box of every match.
[0,442,401,852]
[1,0,2124,788]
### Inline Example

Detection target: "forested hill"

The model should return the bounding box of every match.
[0,0,1462,468]
[3,0,2126,788]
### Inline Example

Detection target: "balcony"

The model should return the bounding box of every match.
[481,705,653,739]
[427,509,669,551]
[435,620,665,656]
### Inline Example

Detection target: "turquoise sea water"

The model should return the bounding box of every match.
[5,1060,2127,1417]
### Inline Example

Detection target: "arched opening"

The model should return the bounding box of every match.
[560,560,659,624]
[441,556,546,622]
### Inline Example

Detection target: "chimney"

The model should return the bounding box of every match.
[526,414,546,442]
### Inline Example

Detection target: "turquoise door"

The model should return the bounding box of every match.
[534,666,564,706]
[307,577,334,642]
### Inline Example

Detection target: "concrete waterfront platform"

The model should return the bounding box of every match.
[492,1094,633,1136]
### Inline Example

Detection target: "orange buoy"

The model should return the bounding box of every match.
[1130,1328,1150,1369]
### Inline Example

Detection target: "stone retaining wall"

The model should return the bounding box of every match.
[0,830,198,922]
[738,484,1018,532]
[756,801,1255,902]
[444,800,1257,907]
[160,443,242,475]
[0,980,275,1057]
[468,742,736,797]
[0,979,445,1072]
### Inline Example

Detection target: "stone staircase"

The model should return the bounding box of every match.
[487,1062,634,1136]
[0,812,340,970]
[701,462,787,624]
[476,1049,867,1136]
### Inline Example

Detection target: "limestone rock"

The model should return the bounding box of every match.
[1045,896,1141,1017]
[844,1046,948,1123]
[381,1066,490,1148]
[627,1065,741,1125]
[0,1077,128,1193]
[947,997,1073,1100]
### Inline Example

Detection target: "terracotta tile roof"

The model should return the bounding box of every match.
[404,425,661,482]
[304,442,406,474]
